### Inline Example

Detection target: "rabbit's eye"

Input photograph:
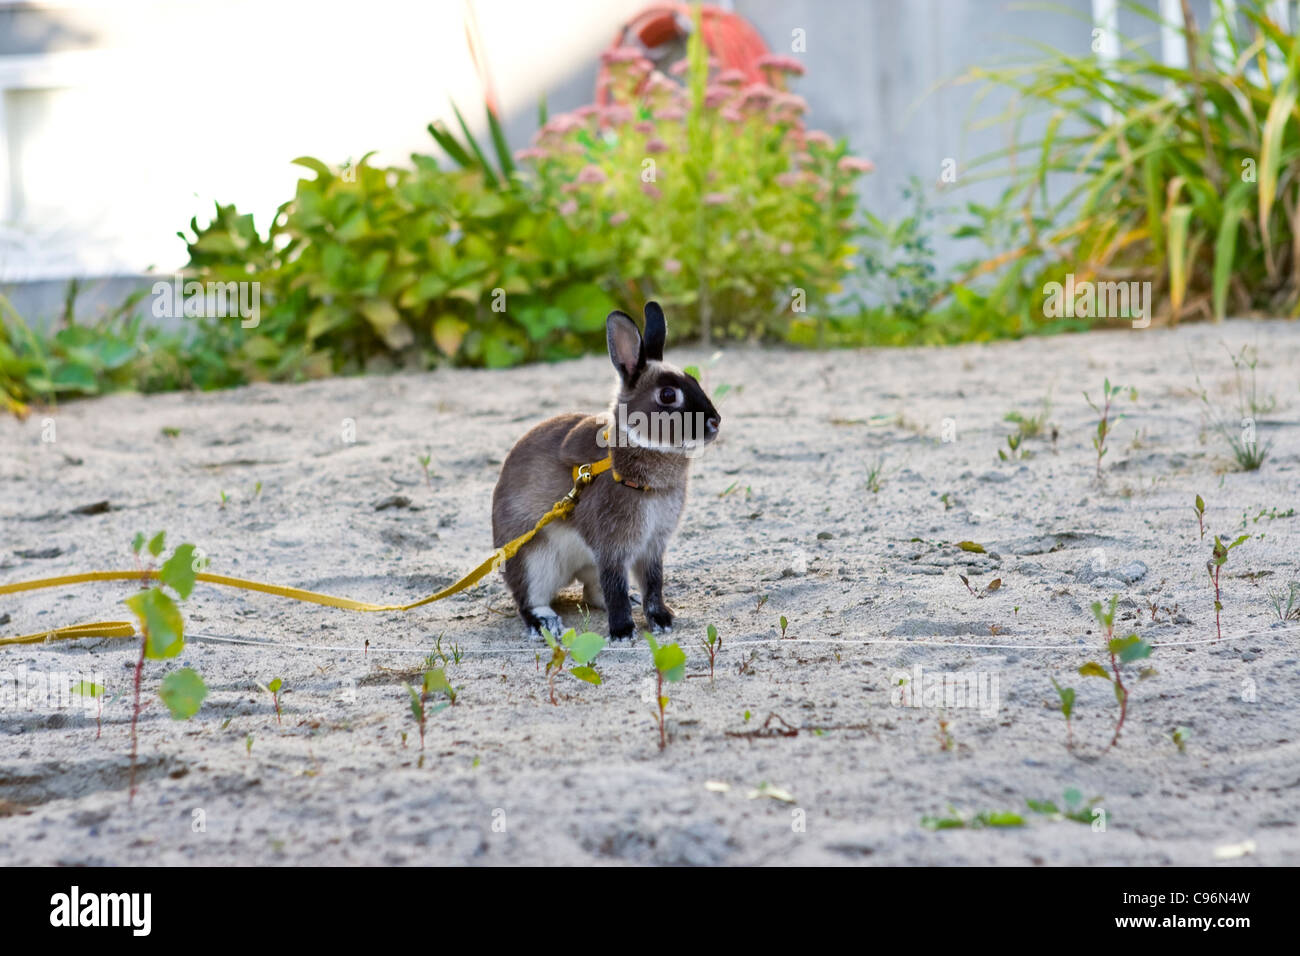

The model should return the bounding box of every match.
[657,386,681,406]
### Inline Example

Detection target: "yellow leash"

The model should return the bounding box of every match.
[0,454,620,648]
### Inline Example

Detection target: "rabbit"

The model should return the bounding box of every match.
[491,301,720,641]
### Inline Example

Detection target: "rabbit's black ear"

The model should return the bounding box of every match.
[642,301,666,361]
[606,310,645,385]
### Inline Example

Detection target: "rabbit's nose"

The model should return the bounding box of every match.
[705,415,720,437]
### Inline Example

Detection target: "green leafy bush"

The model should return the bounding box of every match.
[956,0,1300,324]
[161,5,872,382]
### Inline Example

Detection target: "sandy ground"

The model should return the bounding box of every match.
[1,320,1298,866]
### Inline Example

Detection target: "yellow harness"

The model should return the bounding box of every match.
[1,446,644,648]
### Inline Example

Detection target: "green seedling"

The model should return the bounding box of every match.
[121,531,207,803]
[865,456,885,493]
[406,667,458,765]
[541,628,607,705]
[161,426,181,439]
[997,431,1027,461]
[1193,494,1206,539]
[1049,676,1075,749]
[1079,596,1154,748]
[645,632,687,750]
[1196,345,1275,471]
[418,452,435,488]
[72,680,105,739]
[1027,788,1101,824]
[1266,581,1300,622]
[1083,378,1132,480]
[253,480,263,498]
[219,490,230,508]
[921,807,1025,830]
[778,615,789,639]
[1208,534,1249,641]
[1172,726,1191,753]
[701,624,721,682]
[755,594,769,613]
[1004,394,1052,440]
[246,733,254,756]
[264,677,283,725]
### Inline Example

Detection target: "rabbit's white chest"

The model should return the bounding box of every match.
[630,491,684,560]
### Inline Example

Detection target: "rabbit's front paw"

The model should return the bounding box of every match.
[608,616,637,641]
[647,605,674,633]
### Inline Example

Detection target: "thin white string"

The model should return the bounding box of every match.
[175,625,1295,656]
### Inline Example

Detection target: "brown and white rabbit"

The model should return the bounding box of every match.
[491,301,720,640]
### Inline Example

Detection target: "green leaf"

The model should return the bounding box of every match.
[1026,799,1059,815]
[407,684,424,721]
[706,624,718,646]
[653,643,687,682]
[1110,634,1153,663]
[978,811,1025,828]
[124,587,185,659]
[450,100,500,189]
[485,103,516,180]
[1212,182,1251,320]
[1167,205,1193,315]
[1259,72,1298,239]
[955,541,985,553]
[267,678,282,694]
[568,632,606,666]
[159,668,207,720]
[132,532,145,555]
[50,362,98,394]
[422,668,451,695]
[569,666,602,685]
[921,815,966,830]
[147,531,166,558]
[1050,677,1074,719]
[432,315,469,357]
[1078,661,1111,680]
[290,156,333,180]
[159,543,198,599]
[1063,787,1083,807]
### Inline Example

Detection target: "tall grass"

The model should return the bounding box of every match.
[958,0,1300,324]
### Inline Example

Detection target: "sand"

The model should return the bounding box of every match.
[1,319,1298,866]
